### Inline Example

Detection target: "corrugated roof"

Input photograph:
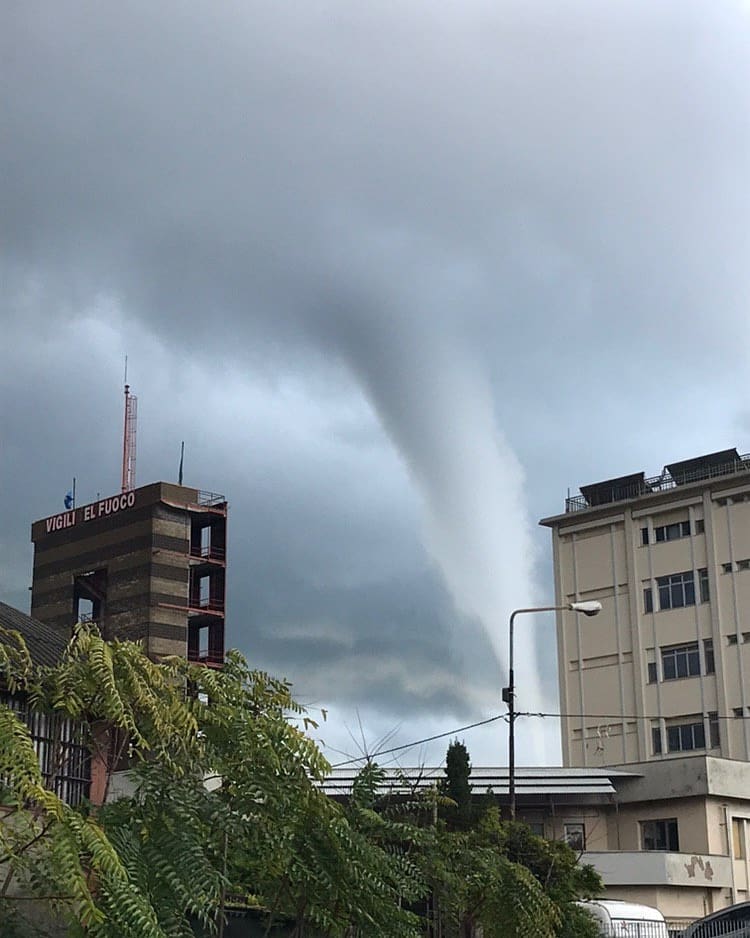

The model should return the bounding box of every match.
[321,765,638,799]
[0,602,68,667]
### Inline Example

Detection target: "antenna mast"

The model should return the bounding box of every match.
[121,361,138,492]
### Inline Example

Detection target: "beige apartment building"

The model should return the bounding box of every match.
[541,447,750,770]
[539,447,750,923]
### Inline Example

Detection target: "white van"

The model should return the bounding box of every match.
[577,899,669,937]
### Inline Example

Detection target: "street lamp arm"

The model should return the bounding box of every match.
[506,600,602,820]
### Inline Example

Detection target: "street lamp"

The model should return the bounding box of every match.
[503,600,602,821]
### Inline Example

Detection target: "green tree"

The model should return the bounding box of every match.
[0,626,603,938]
[0,624,199,938]
[442,739,473,829]
[0,627,430,937]
[504,821,602,938]
[423,809,560,938]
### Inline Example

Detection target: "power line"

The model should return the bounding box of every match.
[329,713,505,768]
[327,707,750,770]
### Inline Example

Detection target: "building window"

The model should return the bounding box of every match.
[723,562,734,574]
[696,519,705,534]
[733,818,746,859]
[641,818,679,851]
[661,643,701,680]
[564,823,586,852]
[710,710,720,742]
[647,662,658,684]
[655,520,692,543]
[644,587,654,613]
[642,520,700,545]
[740,560,750,572]
[656,569,709,611]
[704,639,715,674]
[734,708,744,719]
[729,634,739,646]
[666,719,705,753]
[652,724,663,754]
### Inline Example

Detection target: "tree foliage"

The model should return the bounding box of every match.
[442,739,472,829]
[0,626,602,938]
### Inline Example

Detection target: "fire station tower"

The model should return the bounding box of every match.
[30,482,227,666]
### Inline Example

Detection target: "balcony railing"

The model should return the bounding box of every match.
[187,649,224,668]
[188,597,225,614]
[566,453,750,513]
[197,491,226,508]
[190,544,226,562]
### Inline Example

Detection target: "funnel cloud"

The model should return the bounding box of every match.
[2,0,750,765]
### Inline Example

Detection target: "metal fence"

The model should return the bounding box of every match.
[0,691,91,806]
[666,905,750,938]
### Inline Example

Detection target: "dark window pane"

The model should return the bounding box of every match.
[704,640,715,674]
[684,578,695,606]
[700,569,710,602]
[644,588,653,613]
[681,521,691,537]
[641,527,650,546]
[667,726,681,751]
[659,584,671,609]
[696,519,705,533]
[648,662,658,684]
[709,715,720,748]
[652,726,662,754]
[656,527,666,542]
[662,654,676,680]
[688,650,700,675]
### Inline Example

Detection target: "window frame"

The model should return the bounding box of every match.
[563,822,586,852]
[661,643,701,681]
[666,719,706,753]
[652,569,709,612]
[704,639,715,674]
[641,818,679,852]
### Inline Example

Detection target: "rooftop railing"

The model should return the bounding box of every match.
[197,491,226,507]
[565,453,750,513]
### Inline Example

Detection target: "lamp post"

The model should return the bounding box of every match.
[504,600,602,821]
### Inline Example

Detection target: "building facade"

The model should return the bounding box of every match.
[30,482,228,665]
[541,448,750,769]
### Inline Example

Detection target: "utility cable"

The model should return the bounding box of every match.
[328,713,505,768]
[327,708,750,769]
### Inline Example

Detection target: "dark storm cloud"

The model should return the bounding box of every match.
[3,0,750,762]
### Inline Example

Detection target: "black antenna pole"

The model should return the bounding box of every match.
[178,441,185,486]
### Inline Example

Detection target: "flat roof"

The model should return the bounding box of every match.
[541,447,750,522]
[321,765,638,800]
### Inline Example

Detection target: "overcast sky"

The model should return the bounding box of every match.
[2,1,750,768]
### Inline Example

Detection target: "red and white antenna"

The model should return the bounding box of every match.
[121,357,138,492]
